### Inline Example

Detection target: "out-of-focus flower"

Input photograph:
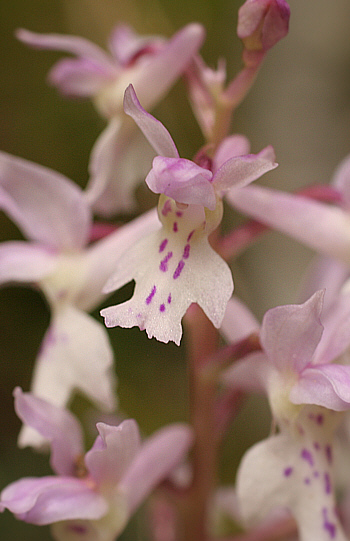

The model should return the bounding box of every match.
[224,291,350,541]
[0,389,193,541]
[17,24,205,215]
[0,151,159,446]
[100,86,277,345]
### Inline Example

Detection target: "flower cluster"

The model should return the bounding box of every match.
[4,1,350,541]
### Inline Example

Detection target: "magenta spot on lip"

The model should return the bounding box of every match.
[314,442,320,450]
[314,471,320,478]
[159,239,168,252]
[68,524,88,534]
[304,477,311,485]
[301,448,314,467]
[324,472,331,494]
[317,414,324,425]
[173,260,185,279]
[325,445,332,465]
[322,508,336,539]
[176,211,183,217]
[173,222,178,232]
[146,285,156,305]
[183,244,190,259]
[167,294,172,304]
[162,199,172,216]
[160,251,173,272]
[160,304,165,312]
[187,230,195,242]
[283,467,293,477]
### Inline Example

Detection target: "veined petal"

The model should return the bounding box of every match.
[0,151,91,250]
[13,388,84,477]
[291,365,350,411]
[237,408,347,541]
[101,198,233,345]
[0,476,107,524]
[86,117,156,215]
[0,241,57,285]
[261,292,324,375]
[146,157,215,209]
[123,85,179,158]
[121,423,193,513]
[19,306,116,448]
[214,146,277,194]
[227,185,350,266]
[85,421,140,487]
[16,28,117,72]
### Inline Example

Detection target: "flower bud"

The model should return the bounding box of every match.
[238,0,290,53]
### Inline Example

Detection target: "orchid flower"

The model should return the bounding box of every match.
[0,150,159,446]
[223,291,350,541]
[0,388,193,541]
[17,24,205,215]
[227,153,350,271]
[100,85,277,345]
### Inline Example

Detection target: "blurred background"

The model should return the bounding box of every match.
[1,0,350,538]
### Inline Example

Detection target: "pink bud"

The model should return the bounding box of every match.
[237,0,290,53]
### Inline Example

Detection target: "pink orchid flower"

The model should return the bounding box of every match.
[17,24,205,216]
[0,151,159,446]
[100,85,277,345]
[0,388,193,541]
[223,291,350,541]
[227,153,350,271]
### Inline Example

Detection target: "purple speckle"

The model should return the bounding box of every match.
[173,260,185,279]
[301,448,314,467]
[183,244,190,259]
[314,471,320,478]
[162,200,172,216]
[167,294,172,304]
[160,304,165,312]
[317,414,324,425]
[160,251,173,272]
[159,239,168,253]
[176,211,183,217]
[146,285,156,305]
[314,442,320,451]
[324,472,332,495]
[283,467,293,477]
[68,524,88,535]
[322,508,337,539]
[187,230,195,242]
[325,445,333,465]
[173,222,178,232]
[304,477,311,485]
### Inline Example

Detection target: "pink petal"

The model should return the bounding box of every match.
[123,85,179,158]
[49,58,114,97]
[222,351,269,393]
[16,28,116,71]
[0,151,91,250]
[121,423,193,513]
[0,476,107,524]
[291,364,350,411]
[145,157,215,208]
[213,135,251,173]
[214,146,277,194]
[124,23,205,111]
[14,388,84,476]
[260,291,324,375]
[220,296,259,343]
[332,153,350,209]
[108,24,163,65]
[0,242,57,285]
[227,185,350,266]
[85,420,140,486]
